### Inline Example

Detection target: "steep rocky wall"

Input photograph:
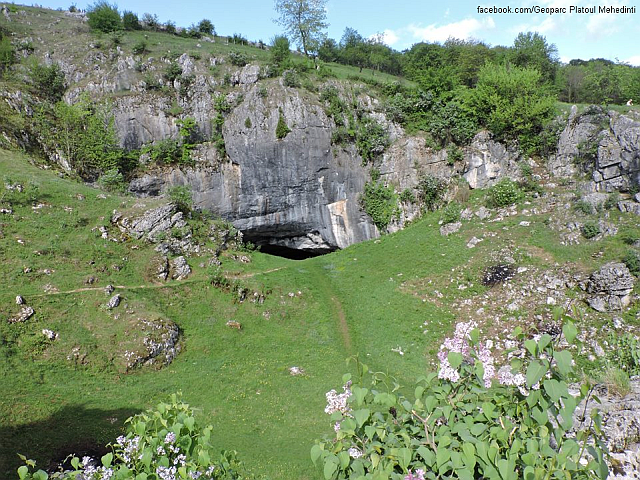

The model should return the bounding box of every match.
[549,106,640,192]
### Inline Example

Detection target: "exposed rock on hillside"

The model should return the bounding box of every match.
[550,106,640,192]
[586,262,635,312]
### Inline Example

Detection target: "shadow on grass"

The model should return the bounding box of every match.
[0,404,140,478]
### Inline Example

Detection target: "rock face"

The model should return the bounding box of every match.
[550,106,640,192]
[586,262,635,312]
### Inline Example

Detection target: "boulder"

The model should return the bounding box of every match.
[8,306,34,323]
[586,262,635,312]
[440,222,461,236]
[107,294,121,309]
[170,256,191,280]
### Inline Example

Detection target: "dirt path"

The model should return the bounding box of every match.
[27,267,286,298]
[330,295,352,353]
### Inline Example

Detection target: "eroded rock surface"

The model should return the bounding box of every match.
[586,262,635,312]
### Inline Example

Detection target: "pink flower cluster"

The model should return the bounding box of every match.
[405,468,426,480]
[325,381,352,432]
[437,321,495,388]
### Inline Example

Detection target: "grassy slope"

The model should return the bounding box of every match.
[0,149,458,479]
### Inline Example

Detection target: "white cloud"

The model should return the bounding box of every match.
[626,55,640,66]
[407,17,495,43]
[381,29,399,46]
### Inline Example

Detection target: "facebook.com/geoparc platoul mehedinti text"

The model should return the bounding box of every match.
[477,5,636,15]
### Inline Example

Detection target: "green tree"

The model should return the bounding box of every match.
[29,62,66,102]
[87,1,122,33]
[197,19,215,35]
[465,63,556,153]
[510,31,559,84]
[273,0,328,57]
[122,10,140,30]
[270,35,291,73]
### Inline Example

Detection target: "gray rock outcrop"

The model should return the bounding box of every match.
[550,106,640,192]
[170,256,191,280]
[8,306,34,323]
[107,294,121,309]
[463,131,522,189]
[586,262,635,312]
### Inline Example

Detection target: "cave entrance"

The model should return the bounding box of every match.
[258,243,330,260]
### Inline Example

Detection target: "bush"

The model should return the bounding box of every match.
[270,35,291,74]
[399,188,415,204]
[604,192,621,210]
[18,393,242,480]
[355,116,388,166]
[0,35,15,73]
[623,249,640,276]
[581,220,600,239]
[97,168,126,192]
[86,1,122,33]
[465,63,556,154]
[144,138,182,164]
[29,62,66,102]
[132,40,148,55]
[122,10,140,30]
[440,202,461,225]
[282,69,300,88]
[446,144,463,165]
[360,181,399,231]
[228,51,248,67]
[164,62,183,82]
[416,174,446,211]
[168,185,193,213]
[197,19,215,35]
[312,320,608,480]
[607,332,640,375]
[574,199,594,215]
[486,178,523,208]
[276,110,291,139]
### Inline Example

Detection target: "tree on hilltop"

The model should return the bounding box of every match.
[273,0,328,57]
[87,1,122,33]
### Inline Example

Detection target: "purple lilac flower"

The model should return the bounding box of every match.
[405,469,426,480]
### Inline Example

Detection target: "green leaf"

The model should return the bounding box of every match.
[470,423,487,436]
[354,409,370,428]
[135,474,148,480]
[526,360,546,388]
[417,446,435,466]
[524,339,537,356]
[398,448,412,469]
[324,460,337,480]
[436,448,451,469]
[101,452,113,468]
[497,459,515,480]
[70,457,80,470]
[353,387,368,406]
[543,379,568,403]
[17,466,28,480]
[523,466,535,480]
[462,443,476,469]
[134,421,146,436]
[338,451,350,469]
[32,471,48,480]
[184,416,195,432]
[438,435,452,448]
[537,334,552,352]
[141,449,152,469]
[563,322,578,344]
[311,445,324,465]
[553,350,573,376]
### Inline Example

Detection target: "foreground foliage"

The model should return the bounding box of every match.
[313,317,609,479]
[18,394,242,480]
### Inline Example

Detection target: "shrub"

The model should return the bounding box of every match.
[168,185,193,213]
[141,12,159,31]
[97,168,126,192]
[86,1,122,33]
[465,63,556,154]
[355,116,388,166]
[132,40,148,55]
[276,110,291,139]
[574,199,594,215]
[312,320,608,479]
[581,220,600,239]
[18,393,242,480]
[446,143,463,165]
[270,35,291,73]
[486,178,523,208]
[604,192,621,210]
[144,138,182,164]
[0,35,15,73]
[197,19,215,35]
[244,117,252,129]
[607,332,640,375]
[164,62,182,82]
[399,188,415,204]
[360,181,399,231]
[122,10,140,30]
[29,62,66,102]
[282,69,300,88]
[416,174,446,211]
[228,51,248,67]
[623,249,640,276]
[440,202,461,225]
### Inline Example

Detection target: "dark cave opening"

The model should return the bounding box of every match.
[257,243,331,260]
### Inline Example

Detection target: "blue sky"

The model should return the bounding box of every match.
[18,0,640,65]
